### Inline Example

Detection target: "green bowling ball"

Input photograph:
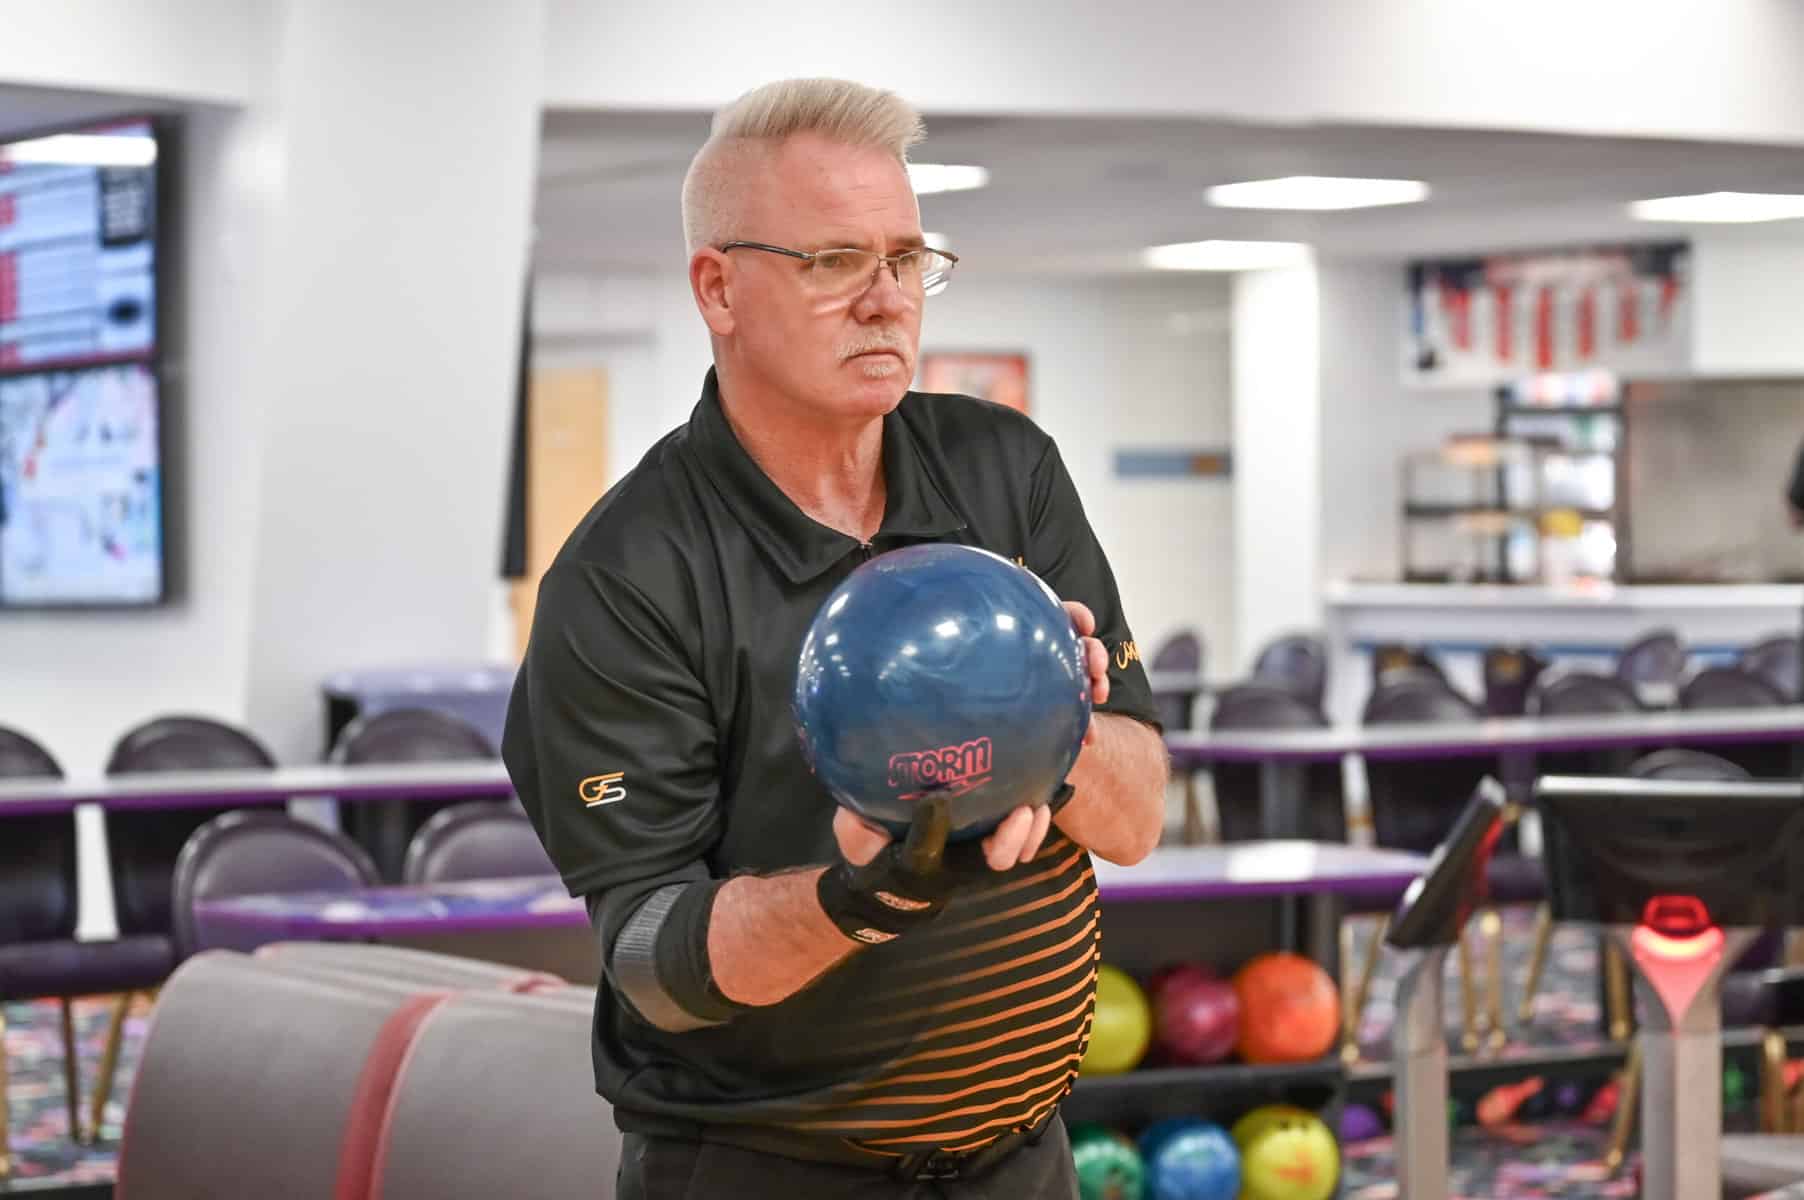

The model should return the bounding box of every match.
[1070,1123,1146,1200]
[1231,1105,1339,1200]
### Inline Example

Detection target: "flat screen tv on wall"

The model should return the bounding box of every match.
[0,116,169,607]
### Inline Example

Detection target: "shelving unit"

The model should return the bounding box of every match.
[1065,1059,1342,1128]
[1396,371,1628,584]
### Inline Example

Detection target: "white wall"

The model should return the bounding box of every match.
[1690,233,1804,376]
[12,0,1804,149]
[1231,264,1322,670]
[544,0,1804,146]
[1316,260,1494,592]
[240,0,546,763]
[0,0,269,105]
[529,271,1236,667]
[923,276,1235,666]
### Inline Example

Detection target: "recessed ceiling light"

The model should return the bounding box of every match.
[908,163,989,195]
[1141,240,1311,271]
[1629,191,1804,223]
[1205,176,1429,211]
[922,231,951,250]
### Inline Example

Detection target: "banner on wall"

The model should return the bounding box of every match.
[920,351,1030,414]
[1405,242,1689,386]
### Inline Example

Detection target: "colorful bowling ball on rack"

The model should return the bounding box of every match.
[1081,965,1153,1075]
[1140,1118,1239,1200]
[1150,965,1239,1066]
[1070,1124,1146,1200]
[1231,953,1340,1065]
[1232,1106,1339,1200]
[1337,1103,1385,1142]
[793,543,1091,840]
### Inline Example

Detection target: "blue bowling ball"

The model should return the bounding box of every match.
[793,543,1091,840]
[1136,1117,1198,1163]
[1140,1119,1239,1200]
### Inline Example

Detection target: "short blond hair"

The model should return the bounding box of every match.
[682,78,926,254]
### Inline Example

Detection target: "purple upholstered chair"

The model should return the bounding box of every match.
[1615,627,1687,706]
[1743,633,1803,703]
[0,726,81,1174]
[402,801,552,885]
[1207,683,1344,844]
[1678,666,1794,778]
[171,811,380,958]
[1148,630,1203,732]
[1251,631,1328,711]
[331,708,497,883]
[88,714,277,1142]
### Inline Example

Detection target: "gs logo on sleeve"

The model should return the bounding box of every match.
[579,772,627,808]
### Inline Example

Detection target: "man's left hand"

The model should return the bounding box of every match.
[1065,600,1109,744]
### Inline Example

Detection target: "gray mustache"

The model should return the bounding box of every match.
[842,340,909,360]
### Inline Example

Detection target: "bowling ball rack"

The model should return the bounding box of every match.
[1065,863,1365,1188]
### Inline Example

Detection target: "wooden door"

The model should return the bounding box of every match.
[511,367,608,659]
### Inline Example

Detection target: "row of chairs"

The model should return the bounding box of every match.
[1379,628,1802,715]
[0,708,534,1178]
[1155,626,1800,734]
[118,943,616,1199]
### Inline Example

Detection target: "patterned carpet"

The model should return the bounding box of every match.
[1,993,151,1185]
[0,912,1728,1193]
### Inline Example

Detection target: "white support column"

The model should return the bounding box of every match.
[242,0,547,761]
[1231,262,1322,673]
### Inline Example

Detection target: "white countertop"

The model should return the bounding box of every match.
[1326,581,1804,611]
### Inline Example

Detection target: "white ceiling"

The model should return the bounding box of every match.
[535,110,1804,277]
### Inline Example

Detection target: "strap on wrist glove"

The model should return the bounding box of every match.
[817,784,1076,945]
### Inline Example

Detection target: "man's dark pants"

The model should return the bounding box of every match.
[615,1115,1080,1199]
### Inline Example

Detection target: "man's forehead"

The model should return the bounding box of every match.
[757,135,920,235]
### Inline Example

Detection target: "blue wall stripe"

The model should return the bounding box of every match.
[1351,638,1747,660]
[1113,448,1233,479]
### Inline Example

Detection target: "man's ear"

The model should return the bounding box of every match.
[691,250,735,337]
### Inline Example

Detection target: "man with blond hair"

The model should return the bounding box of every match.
[505,77,1168,1197]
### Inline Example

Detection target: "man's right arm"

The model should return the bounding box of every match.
[705,868,849,1006]
[507,561,911,1030]
[507,560,1056,1032]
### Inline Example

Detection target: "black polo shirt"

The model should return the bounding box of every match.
[503,368,1158,1154]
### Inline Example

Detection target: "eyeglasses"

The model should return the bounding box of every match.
[719,241,959,300]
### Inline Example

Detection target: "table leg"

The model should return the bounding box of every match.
[1305,892,1342,979]
[1259,761,1307,839]
[373,800,411,882]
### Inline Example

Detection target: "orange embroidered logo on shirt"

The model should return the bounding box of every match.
[1113,641,1141,670]
[579,772,627,808]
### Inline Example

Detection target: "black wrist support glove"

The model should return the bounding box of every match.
[817,785,1076,946]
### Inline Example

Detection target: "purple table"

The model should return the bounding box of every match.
[0,761,515,818]
[193,875,582,947]
[1093,841,1425,902]
[1164,705,1804,836]
[193,874,596,981]
[1096,841,1426,976]
[195,841,1427,984]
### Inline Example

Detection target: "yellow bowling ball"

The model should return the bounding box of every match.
[1079,964,1152,1075]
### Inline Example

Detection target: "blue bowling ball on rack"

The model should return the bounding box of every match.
[793,543,1091,840]
[1137,1118,1239,1200]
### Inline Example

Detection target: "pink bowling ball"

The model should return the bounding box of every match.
[1152,964,1240,1065]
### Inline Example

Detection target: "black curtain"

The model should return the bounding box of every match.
[500,273,531,579]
